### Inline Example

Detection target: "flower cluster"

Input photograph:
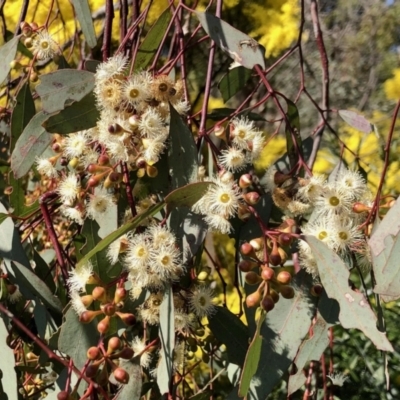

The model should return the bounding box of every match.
[124,225,184,296]
[262,167,372,277]
[35,54,189,225]
[217,116,265,172]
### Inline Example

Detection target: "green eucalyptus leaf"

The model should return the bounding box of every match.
[0,35,20,85]
[169,104,198,189]
[42,91,99,134]
[84,59,100,73]
[114,359,142,399]
[157,285,175,395]
[0,212,8,225]
[248,270,316,398]
[134,7,171,70]
[76,201,165,270]
[218,67,252,103]
[339,110,374,134]
[77,219,109,283]
[71,0,97,48]
[10,111,52,179]
[165,182,214,209]
[8,171,25,217]
[0,317,18,399]
[0,202,31,268]
[36,70,95,114]
[288,290,339,395]
[8,260,62,313]
[33,250,56,294]
[208,306,249,367]
[58,307,98,370]
[11,81,35,153]
[369,197,400,300]
[195,12,265,70]
[306,236,393,352]
[238,313,265,397]
[285,99,302,171]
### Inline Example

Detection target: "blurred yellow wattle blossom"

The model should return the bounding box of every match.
[384,68,400,101]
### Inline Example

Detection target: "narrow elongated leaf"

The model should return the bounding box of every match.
[71,0,97,48]
[239,313,265,397]
[339,110,373,134]
[249,270,316,398]
[0,317,18,399]
[76,202,164,269]
[0,35,19,85]
[169,105,198,189]
[58,307,98,370]
[157,286,175,394]
[11,81,35,152]
[42,91,99,134]
[218,67,252,103]
[285,99,302,171]
[208,307,249,367]
[195,12,265,70]
[11,111,52,178]
[36,70,95,114]
[306,236,393,352]
[77,219,110,282]
[134,8,171,70]
[165,182,214,209]
[7,261,62,312]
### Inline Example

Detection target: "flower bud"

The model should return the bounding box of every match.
[87,346,101,360]
[269,242,282,266]
[92,286,107,302]
[118,347,134,360]
[146,165,158,178]
[113,367,129,384]
[80,294,94,307]
[107,337,121,354]
[277,218,296,233]
[214,124,225,138]
[261,295,275,311]
[114,287,127,304]
[85,364,99,378]
[270,289,280,303]
[102,303,116,317]
[128,115,140,128]
[238,260,255,273]
[57,391,71,400]
[352,202,371,213]
[29,72,39,83]
[276,270,292,285]
[245,291,261,308]
[87,164,110,174]
[280,285,295,299]
[24,37,33,48]
[261,265,275,281]
[245,271,262,285]
[240,242,255,257]
[219,171,234,184]
[20,22,32,37]
[108,123,124,135]
[115,312,136,326]
[97,315,111,334]
[80,310,102,324]
[243,191,260,205]
[278,233,293,247]
[98,154,110,165]
[239,173,252,189]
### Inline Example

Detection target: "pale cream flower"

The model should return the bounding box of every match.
[67,261,94,293]
[58,174,81,205]
[189,286,216,318]
[32,30,59,59]
[86,193,114,220]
